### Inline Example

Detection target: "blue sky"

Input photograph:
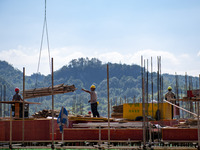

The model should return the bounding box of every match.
[0,0,200,76]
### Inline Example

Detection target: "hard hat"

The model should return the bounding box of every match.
[15,88,19,92]
[97,101,99,105]
[90,85,96,89]
[168,86,172,90]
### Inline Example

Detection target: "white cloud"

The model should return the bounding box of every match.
[0,47,200,77]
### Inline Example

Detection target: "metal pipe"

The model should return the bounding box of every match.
[146,59,149,116]
[146,59,149,143]
[185,72,188,118]
[9,105,12,148]
[3,85,6,117]
[22,67,25,146]
[198,74,200,150]
[198,101,200,150]
[99,125,101,146]
[107,64,110,146]
[141,56,146,147]
[51,58,55,148]
[157,56,160,142]
[151,57,154,143]
[0,85,2,117]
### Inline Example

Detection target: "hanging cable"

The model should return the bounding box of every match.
[35,0,51,88]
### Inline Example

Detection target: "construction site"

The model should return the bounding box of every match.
[0,1,200,150]
[0,55,200,150]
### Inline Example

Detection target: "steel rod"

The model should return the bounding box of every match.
[198,74,200,150]
[151,57,154,143]
[107,64,110,146]
[9,106,12,148]
[0,85,2,117]
[22,67,25,146]
[141,56,146,147]
[51,58,54,148]
[3,85,6,117]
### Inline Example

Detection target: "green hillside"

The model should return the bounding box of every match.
[0,58,199,117]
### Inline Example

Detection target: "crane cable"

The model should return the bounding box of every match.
[35,0,51,88]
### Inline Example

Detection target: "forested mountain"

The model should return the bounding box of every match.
[0,58,199,116]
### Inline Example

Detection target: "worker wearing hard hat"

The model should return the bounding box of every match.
[82,85,100,117]
[12,88,23,101]
[12,88,23,117]
[165,86,178,119]
[165,86,176,102]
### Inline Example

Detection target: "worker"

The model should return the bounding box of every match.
[12,87,23,117]
[82,85,100,118]
[12,87,23,101]
[165,86,177,119]
[165,86,176,102]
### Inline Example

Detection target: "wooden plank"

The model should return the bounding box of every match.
[0,101,41,105]
[23,84,76,99]
[15,103,19,118]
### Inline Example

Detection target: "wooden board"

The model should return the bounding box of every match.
[0,101,41,105]
[23,84,76,99]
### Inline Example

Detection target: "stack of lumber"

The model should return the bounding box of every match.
[111,105,123,118]
[32,109,60,118]
[69,116,113,122]
[23,84,76,99]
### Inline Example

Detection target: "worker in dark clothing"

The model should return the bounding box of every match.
[13,87,23,101]
[12,88,23,117]
[165,86,177,119]
[82,85,100,118]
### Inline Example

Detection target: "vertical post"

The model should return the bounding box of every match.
[22,67,25,146]
[51,58,55,149]
[198,74,200,150]
[99,125,101,146]
[146,59,149,143]
[151,57,154,119]
[198,101,200,150]
[3,85,6,117]
[110,99,112,113]
[175,72,179,119]
[185,72,188,118]
[157,56,160,142]
[159,56,162,135]
[141,56,146,147]
[151,57,154,143]
[146,59,149,116]
[9,106,12,149]
[107,64,110,146]
[61,106,64,145]
[189,77,193,118]
[0,85,2,117]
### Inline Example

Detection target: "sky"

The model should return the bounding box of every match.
[0,0,200,76]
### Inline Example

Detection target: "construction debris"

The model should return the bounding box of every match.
[32,109,60,118]
[23,84,76,99]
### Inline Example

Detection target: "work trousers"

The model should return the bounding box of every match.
[91,102,100,117]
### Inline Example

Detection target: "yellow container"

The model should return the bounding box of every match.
[123,103,172,120]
